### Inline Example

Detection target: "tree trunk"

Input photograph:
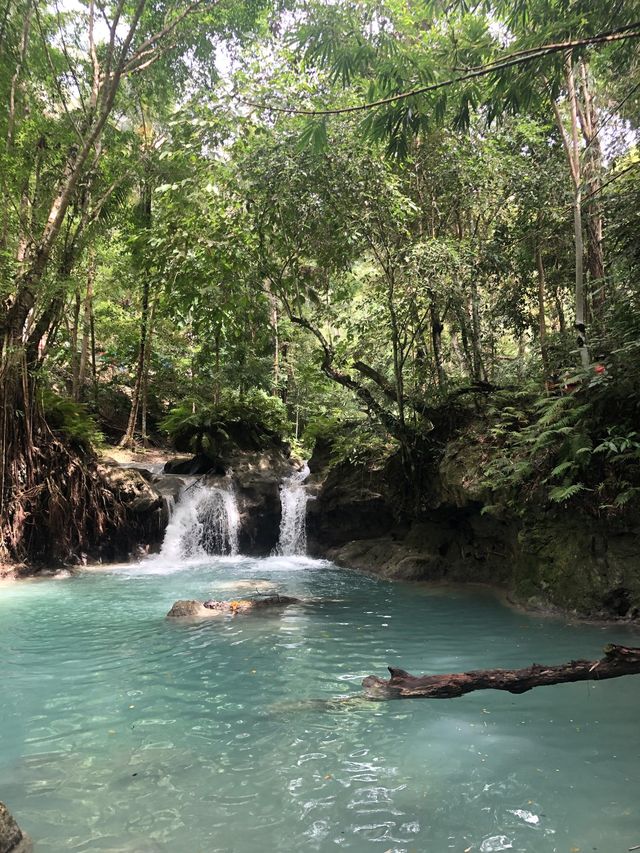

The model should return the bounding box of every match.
[430,303,446,389]
[76,252,95,403]
[271,293,280,397]
[140,298,156,448]
[119,276,151,448]
[120,181,152,449]
[553,55,589,367]
[362,643,640,700]
[70,289,82,399]
[554,286,566,334]
[535,238,548,370]
[90,303,98,407]
[213,326,221,406]
[469,281,485,381]
[578,58,606,313]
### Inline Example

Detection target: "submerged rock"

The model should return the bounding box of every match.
[167,595,301,618]
[0,802,31,853]
[166,600,210,618]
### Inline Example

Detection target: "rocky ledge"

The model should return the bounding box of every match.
[306,441,640,622]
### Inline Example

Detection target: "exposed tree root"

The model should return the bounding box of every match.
[1,377,164,567]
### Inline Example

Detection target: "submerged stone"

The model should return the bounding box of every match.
[167,596,301,618]
[0,802,31,853]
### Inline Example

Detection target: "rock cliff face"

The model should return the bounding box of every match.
[95,464,168,562]
[225,448,292,555]
[99,446,296,561]
[307,439,640,620]
[198,447,295,555]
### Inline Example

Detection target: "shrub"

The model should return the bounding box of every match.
[161,389,290,456]
[40,389,104,452]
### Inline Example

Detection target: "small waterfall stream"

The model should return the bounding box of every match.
[276,464,310,555]
[159,481,240,561]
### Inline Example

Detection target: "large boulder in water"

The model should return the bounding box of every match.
[167,596,302,618]
[0,802,31,853]
[166,600,210,618]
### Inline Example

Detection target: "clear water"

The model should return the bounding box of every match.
[1,557,639,852]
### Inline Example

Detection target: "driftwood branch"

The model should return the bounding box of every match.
[362,644,640,700]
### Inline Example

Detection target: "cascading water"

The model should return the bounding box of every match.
[276,464,310,555]
[158,481,240,561]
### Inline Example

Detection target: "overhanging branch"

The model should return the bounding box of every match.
[238,25,640,117]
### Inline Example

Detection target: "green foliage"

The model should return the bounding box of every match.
[160,390,290,456]
[480,341,640,514]
[303,415,398,468]
[40,390,104,452]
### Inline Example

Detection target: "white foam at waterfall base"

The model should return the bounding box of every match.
[276,464,310,556]
[158,482,240,562]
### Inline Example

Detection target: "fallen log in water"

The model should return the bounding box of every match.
[361,644,640,700]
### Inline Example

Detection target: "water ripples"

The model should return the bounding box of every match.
[1,558,640,851]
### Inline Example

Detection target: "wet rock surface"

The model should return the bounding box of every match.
[91,465,167,562]
[164,455,225,476]
[0,802,31,853]
[308,450,640,620]
[207,447,296,556]
[167,595,301,618]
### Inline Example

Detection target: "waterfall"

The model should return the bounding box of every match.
[158,482,240,561]
[276,464,310,556]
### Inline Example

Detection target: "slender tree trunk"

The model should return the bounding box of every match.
[120,179,152,449]
[578,59,606,313]
[449,331,467,376]
[430,303,445,389]
[213,326,221,406]
[120,276,151,448]
[552,55,588,367]
[535,237,548,370]
[566,56,588,367]
[469,281,485,381]
[140,298,156,448]
[455,312,474,379]
[554,286,566,334]
[76,251,95,403]
[90,304,98,407]
[271,294,280,397]
[70,290,82,398]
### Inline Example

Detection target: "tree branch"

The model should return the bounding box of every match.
[362,643,640,699]
[282,300,402,435]
[121,0,206,74]
[352,360,399,403]
[238,25,640,116]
